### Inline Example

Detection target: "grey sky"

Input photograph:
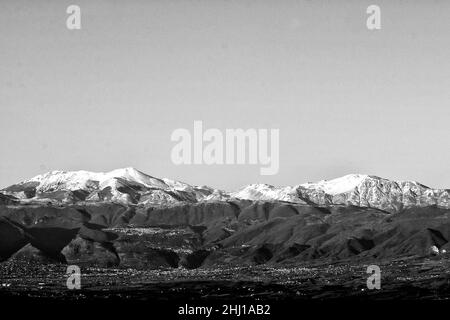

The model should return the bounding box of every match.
[1,0,449,190]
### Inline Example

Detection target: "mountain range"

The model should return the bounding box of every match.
[1,167,448,213]
[1,168,449,268]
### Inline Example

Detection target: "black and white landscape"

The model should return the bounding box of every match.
[1,167,449,302]
[2,2,450,316]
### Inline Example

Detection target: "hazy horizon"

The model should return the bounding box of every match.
[1,0,449,190]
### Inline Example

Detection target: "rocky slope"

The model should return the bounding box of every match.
[0,169,448,269]
[1,169,448,213]
[1,200,449,269]
[1,168,217,206]
[297,174,449,213]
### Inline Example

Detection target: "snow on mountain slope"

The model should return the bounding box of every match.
[1,168,448,211]
[27,167,168,192]
[230,184,303,203]
[2,168,215,205]
[297,175,449,213]
[230,174,448,211]
[299,174,369,195]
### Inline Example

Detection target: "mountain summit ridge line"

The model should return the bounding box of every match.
[1,167,448,213]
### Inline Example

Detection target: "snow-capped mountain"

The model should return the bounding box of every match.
[300,174,369,195]
[230,184,302,203]
[296,174,449,213]
[1,167,217,206]
[1,169,448,212]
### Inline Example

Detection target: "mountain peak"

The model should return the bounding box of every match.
[300,173,369,195]
[110,167,143,175]
[1,169,447,213]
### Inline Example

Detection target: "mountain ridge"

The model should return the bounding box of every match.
[0,168,449,268]
[1,168,448,213]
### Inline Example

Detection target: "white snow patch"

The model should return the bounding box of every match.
[231,184,299,202]
[300,174,368,195]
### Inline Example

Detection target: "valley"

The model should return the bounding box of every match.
[0,168,449,301]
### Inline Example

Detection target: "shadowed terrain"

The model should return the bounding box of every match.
[0,202,449,268]
[1,198,450,302]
